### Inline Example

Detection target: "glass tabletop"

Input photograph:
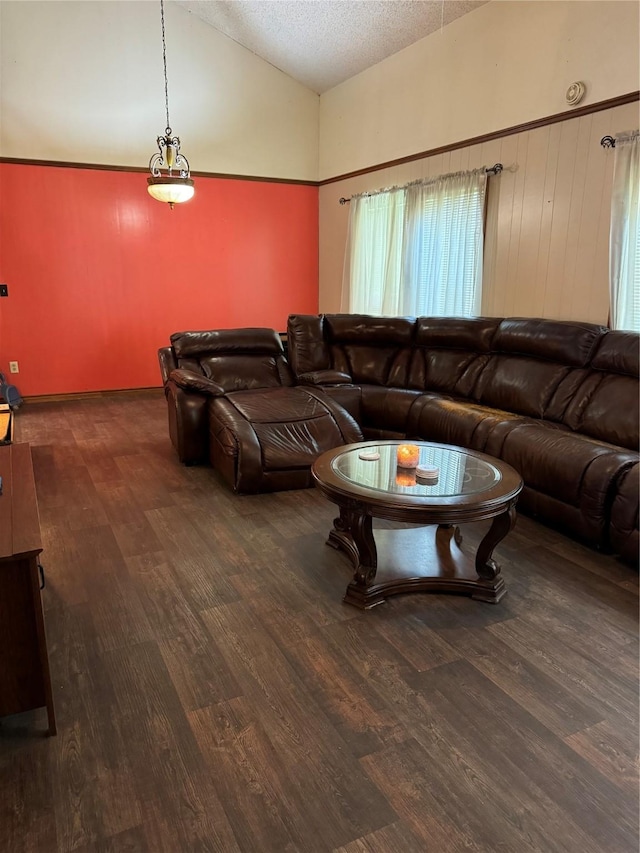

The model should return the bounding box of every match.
[331,442,501,498]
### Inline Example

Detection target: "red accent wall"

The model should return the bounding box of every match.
[0,163,318,396]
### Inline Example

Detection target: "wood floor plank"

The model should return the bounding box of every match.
[402,681,626,853]
[189,698,317,852]
[0,741,58,853]
[110,516,165,558]
[32,445,111,529]
[46,603,143,849]
[144,506,243,612]
[114,453,180,511]
[87,571,156,654]
[72,825,150,853]
[101,640,242,852]
[565,719,640,796]
[426,621,605,737]
[248,590,405,758]
[488,614,639,726]
[520,543,638,626]
[371,608,462,672]
[410,659,638,852]
[230,553,358,628]
[177,501,263,575]
[124,551,207,641]
[359,739,484,852]
[332,820,427,853]
[158,630,243,712]
[200,599,400,849]
[91,480,151,526]
[38,517,90,609]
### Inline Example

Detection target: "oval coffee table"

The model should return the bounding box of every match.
[311,440,523,609]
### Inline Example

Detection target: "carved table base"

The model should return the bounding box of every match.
[328,505,516,609]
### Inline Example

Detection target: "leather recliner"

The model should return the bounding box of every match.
[158,328,362,493]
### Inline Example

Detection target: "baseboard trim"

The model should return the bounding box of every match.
[23,387,164,404]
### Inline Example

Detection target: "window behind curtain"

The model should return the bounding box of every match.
[401,169,487,317]
[610,131,640,332]
[341,187,405,315]
[342,168,487,318]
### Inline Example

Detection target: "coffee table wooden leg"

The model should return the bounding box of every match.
[435,523,462,552]
[328,505,383,609]
[472,501,517,603]
[328,505,376,570]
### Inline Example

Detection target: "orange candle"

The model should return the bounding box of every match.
[396,443,420,468]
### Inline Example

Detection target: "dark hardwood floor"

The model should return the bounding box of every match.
[1,392,638,852]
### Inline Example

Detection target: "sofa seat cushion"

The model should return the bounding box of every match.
[208,387,363,493]
[497,423,637,508]
[225,387,361,470]
[226,386,330,425]
[406,395,541,452]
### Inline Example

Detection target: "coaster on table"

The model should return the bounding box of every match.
[358,450,380,461]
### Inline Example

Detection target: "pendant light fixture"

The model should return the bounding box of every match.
[147,0,194,208]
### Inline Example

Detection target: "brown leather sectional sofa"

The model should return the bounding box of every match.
[158,315,639,562]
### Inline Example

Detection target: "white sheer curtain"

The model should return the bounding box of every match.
[610,131,640,331]
[342,168,487,317]
[341,187,405,315]
[401,169,487,317]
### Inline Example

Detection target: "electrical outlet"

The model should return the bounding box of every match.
[9,361,19,374]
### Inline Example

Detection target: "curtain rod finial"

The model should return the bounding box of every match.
[601,135,616,148]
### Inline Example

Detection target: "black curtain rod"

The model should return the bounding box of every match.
[338,163,503,204]
[601,135,616,148]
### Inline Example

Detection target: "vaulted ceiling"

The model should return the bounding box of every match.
[177,1,488,93]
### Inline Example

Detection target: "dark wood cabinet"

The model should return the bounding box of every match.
[0,443,56,735]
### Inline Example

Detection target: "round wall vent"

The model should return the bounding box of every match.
[566,82,586,106]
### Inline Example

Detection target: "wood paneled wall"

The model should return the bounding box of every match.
[0,163,319,397]
[319,102,638,324]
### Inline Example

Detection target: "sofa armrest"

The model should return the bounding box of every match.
[170,368,226,397]
[165,380,210,464]
[297,370,352,386]
[158,346,178,388]
[610,461,639,564]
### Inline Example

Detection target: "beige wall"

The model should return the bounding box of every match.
[0,1,319,181]
[319,1,640,180]
[319,102,639,324]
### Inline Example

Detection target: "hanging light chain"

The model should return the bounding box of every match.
[147,0,195,206]
[160,0,171,133]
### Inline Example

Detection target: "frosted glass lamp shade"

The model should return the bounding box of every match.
[147,177,195,207]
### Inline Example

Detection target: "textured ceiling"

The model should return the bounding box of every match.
[177,1,488,93]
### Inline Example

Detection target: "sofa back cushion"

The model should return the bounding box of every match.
[407,317,500,396]
[324,315,416,386]
[287,315,331,375]
[472,318,607,419]
[563,331,639,449]
[171,328,293,391]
